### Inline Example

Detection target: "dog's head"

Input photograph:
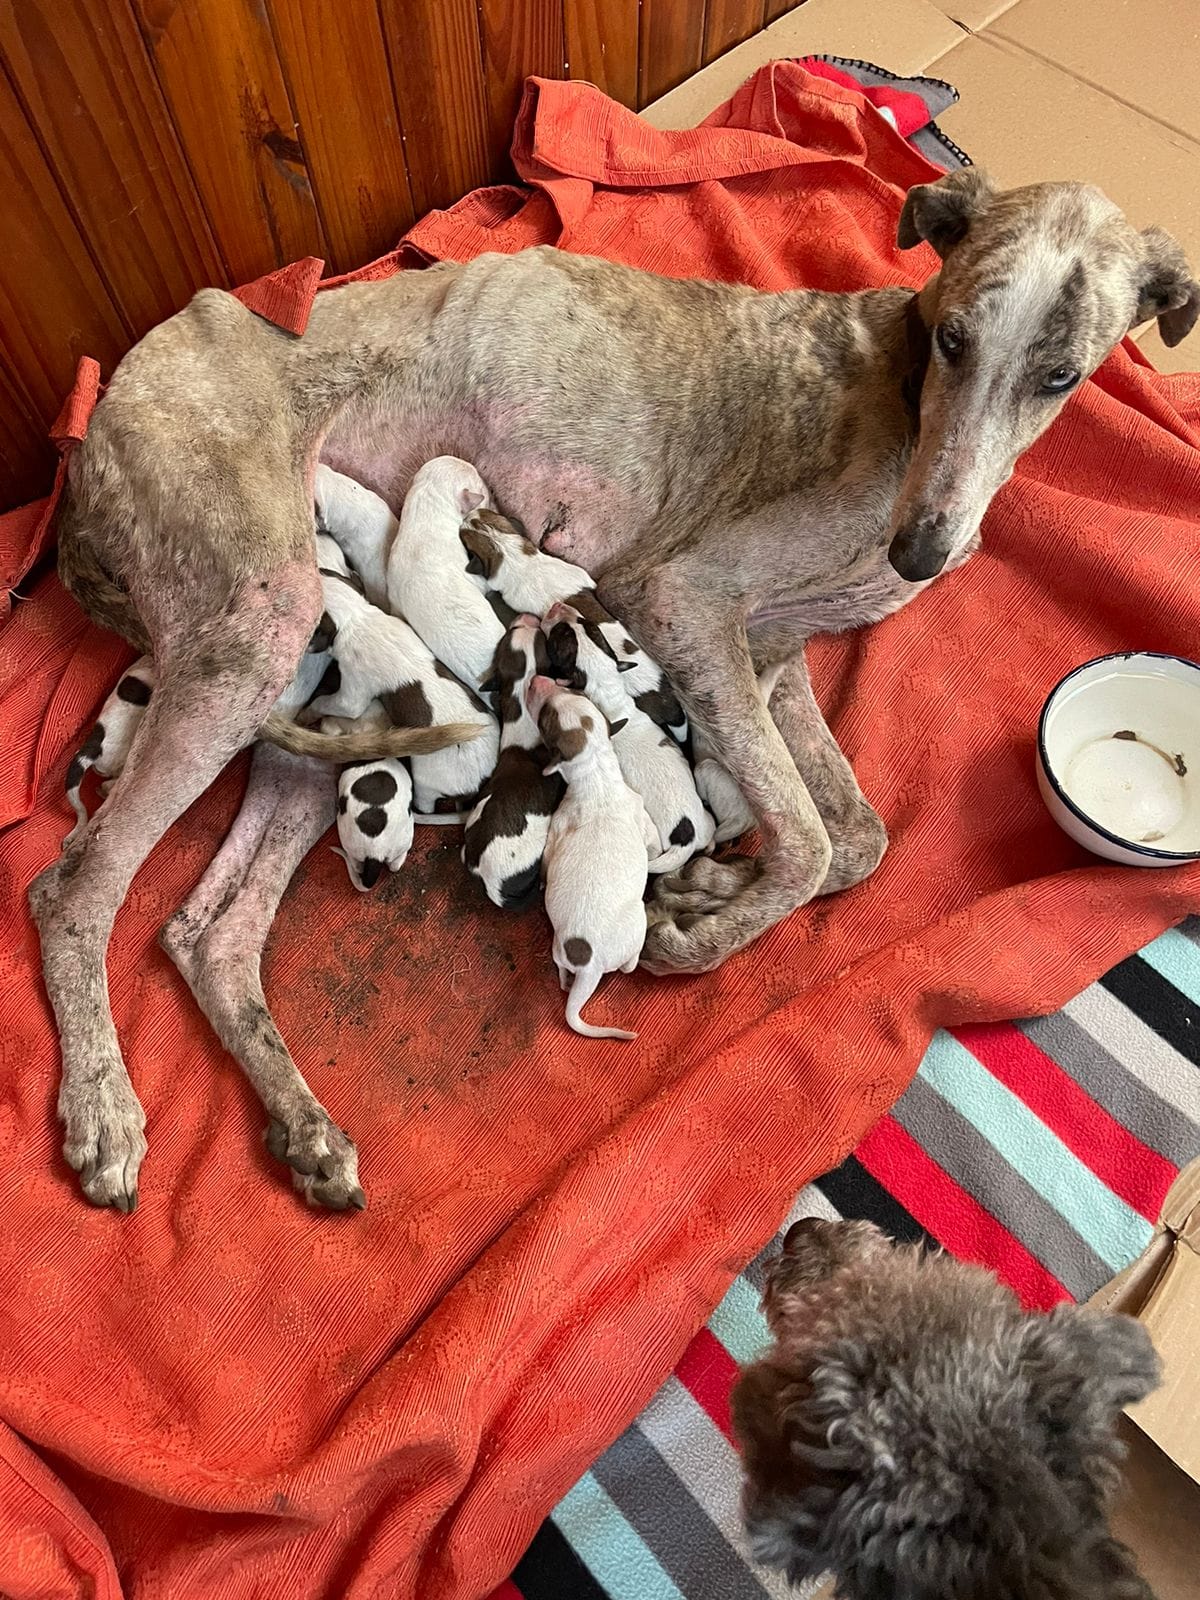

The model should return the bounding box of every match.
[888,170,1199,583]
[733,1218,1160,1600]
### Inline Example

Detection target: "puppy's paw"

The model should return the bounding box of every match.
[265,1112,365,1212]
[652,853,758,917]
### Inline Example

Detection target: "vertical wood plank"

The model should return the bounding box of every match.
[0,0,225,340]
[765,0,798,22]
[639,0,707,107]
[267,0,414,273]
[131,0,325,283]
[378,0,491,216]
[0,69,127,423]
[0,362,56,513]
[703,0,764,63]
[480,0,566,174]
[565,0,639,108]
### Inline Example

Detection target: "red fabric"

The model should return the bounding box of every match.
[801,59,933,136]
[1,62,1199,1600]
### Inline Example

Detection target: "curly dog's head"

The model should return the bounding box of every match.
[732,1219,1160,1600]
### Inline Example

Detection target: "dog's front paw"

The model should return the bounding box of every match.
[265,1111,365,1211]
[650,853,758,919]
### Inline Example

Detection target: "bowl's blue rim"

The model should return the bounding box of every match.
[1037,650,1200,862]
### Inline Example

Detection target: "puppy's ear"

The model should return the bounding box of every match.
[460,521,501,579]
[897,168,995,256]
[1136,226,1200,346]
[607,716,628,737]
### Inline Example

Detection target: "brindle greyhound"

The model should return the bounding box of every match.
[30,170,1199,1210]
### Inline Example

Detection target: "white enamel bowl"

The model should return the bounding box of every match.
[1036,653,1200,867]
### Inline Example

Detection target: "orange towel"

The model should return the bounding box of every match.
[1,64,1199,1600]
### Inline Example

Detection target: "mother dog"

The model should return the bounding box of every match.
[31,170,1198,1208]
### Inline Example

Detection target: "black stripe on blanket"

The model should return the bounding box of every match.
[513,1520,611,1600]
[1100,954,1200,1069]
[815,1155,937,1248]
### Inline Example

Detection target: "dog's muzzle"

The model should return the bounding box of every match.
[888,515,952,583]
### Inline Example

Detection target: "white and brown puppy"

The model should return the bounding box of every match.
[543,604,713,874]
[386,457,504,691]
[308,567,497,814]
[461,509,688,741]
[529,677,657,1041]
[334,757,414,892]
[63,655,156,845]
[462,617,564,909]
[314,464,394,607]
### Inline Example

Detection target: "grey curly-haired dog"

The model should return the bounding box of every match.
[732,1217,1160,1599]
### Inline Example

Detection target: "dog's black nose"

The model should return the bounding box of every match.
[888,522,949,583]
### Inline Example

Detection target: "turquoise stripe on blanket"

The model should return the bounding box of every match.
[1138,927,1200,1008]
[919,1031,1152,1272]
[552,1474,687,1600]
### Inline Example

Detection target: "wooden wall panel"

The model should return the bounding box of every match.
[566,0,640,108]
[0,0,225,340]
[130,0,325,284]
[379,0,491,216]
[0,0,803,513]
[481,0,566,174]
[267,0,414,272]
[0,69,127,422]
[704,1,769,63]
[639,0,708,107]
[0,365,56,514]
[765,0,796,20]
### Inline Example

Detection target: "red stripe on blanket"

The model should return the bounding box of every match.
[675,1326,738,1442]
[952,1022,1176,1223]
[857,1118,1072,1310]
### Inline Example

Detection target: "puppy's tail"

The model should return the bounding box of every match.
[646,842,695,875]
[260,714,485,762]
[565,965,636,1042]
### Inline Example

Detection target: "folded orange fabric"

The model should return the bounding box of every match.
[1,64,1199,1600]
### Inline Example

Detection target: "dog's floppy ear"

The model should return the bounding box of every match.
[459,520,501,579]
[897,168,995,256]
[1017,1306,1161,1442]
[1136,226,1200,346]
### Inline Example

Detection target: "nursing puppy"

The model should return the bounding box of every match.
[333,756,414,892]
[386,457,504,690]
[63,656,156,845]
[308,568,497,813]
[733,1218,1159,1600]
[529,677,657,1041]
[314,464,394,607]
[461,509,687,741]
[462,617,564,909]
[544,603,713,873]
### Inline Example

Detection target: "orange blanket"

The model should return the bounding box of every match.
[2,65,1199,1600]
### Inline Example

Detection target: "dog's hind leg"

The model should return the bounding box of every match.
[160,745,361,1209]
[764,652,888,895]
[30,561,320,1210]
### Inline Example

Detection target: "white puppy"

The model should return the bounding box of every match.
[543,604,713,874]
[462,617,563,908]
[529,678,657,1042]
[308,570,498,813]
[63,655,156,844]
[461,509,687,740]
[691,665,786,843]
[314,465,394,607]
[386,457,503,689]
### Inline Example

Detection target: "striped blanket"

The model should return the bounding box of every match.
[502,921,1200,1599]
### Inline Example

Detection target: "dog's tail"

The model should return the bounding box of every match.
[261,714,486,762]
[565,964,636,1042]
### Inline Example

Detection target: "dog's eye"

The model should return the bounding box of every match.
[936,324,965,362]
[1041,365,1081,394]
